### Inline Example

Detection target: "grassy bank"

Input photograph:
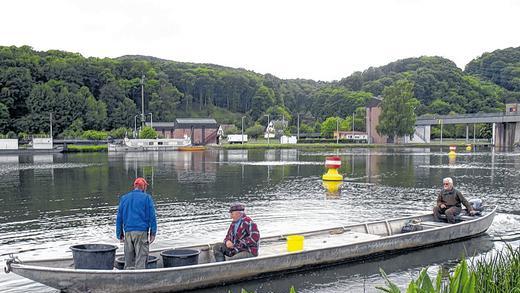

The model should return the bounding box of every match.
[378,244,520,293]
[65,145,108,152]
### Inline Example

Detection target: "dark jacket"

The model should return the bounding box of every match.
[437,188,472,210]
[224,214,260,256]
[116,189,157,239]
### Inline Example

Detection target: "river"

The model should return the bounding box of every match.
[0,147,519,292]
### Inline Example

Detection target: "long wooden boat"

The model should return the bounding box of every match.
[4,207,496,293]
[178,145,206,151]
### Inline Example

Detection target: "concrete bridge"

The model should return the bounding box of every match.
[414,112,520,147]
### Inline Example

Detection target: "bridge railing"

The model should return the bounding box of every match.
[416,112,513,121]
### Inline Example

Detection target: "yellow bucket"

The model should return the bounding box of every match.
[287,235,304,252]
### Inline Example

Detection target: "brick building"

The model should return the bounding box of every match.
[365,96,389,144]
[149,118,220,145]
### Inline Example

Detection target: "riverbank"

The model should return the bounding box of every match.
[215,140,492,150]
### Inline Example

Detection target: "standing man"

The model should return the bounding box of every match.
[433,177,475,223]
[213,203,260,262]
[116,177,157,269]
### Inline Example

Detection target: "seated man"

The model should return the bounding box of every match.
[213,203,260,262]
[433,177,475,223]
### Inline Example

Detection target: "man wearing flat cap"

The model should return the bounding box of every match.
[213,202,260,262]
[116,177,157,269]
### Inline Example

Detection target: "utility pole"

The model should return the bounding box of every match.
[352,112,355,132]
[265,114,270,145]
[297,113,300,140]
[141,74,145,128]
[49,112,53,141]
[241,116,245,145]
[336,118,339,144]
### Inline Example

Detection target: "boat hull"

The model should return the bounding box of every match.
[8,208,496,293]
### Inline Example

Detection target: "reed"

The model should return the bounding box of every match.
[65,145,108,152]
[377,244,520,293]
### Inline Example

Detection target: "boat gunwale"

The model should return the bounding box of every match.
[9,206,496,275]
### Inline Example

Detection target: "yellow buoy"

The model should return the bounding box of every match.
[448,145,457,157]
[466,144,472,151]
[322,156,343,181]
[287,235,304,252]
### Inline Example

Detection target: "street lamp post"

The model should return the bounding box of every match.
[134,114,140,138]
[140,75,146,128]
[147,113,153,129]
[352,112,355,132]
[241,116,245,145]
[297,113,301,140]
[336,118,339,144]
[264,114,270,145]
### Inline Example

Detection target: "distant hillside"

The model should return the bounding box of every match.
[0,45,516,136]
[465,46,520,102]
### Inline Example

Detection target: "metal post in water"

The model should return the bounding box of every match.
[440,120,443,144]
[466,124,469,143]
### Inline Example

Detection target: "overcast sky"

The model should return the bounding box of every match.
[1,0,518,81]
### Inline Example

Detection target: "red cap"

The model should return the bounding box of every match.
[133,177,149,190]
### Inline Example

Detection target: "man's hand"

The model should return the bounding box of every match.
[440,204,446,209]
[225,240,234,249]
[469,210,477,216]
[119,234,124,243]
[149,234,155,244]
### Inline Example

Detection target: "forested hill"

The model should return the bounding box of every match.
[465,46,520,101]
[0,45,517,137]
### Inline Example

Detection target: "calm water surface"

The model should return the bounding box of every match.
[0,147,519,293]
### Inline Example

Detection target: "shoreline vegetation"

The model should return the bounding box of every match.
[377,244,520,293]
[55,139,492,153]
[64,145,108,152]
[214,137,492,150]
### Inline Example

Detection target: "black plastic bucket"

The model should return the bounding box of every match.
[161,249,200,268]
[114,255,159,270]
[70,244,118,270]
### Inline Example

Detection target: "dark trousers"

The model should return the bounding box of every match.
[433,206,461,223]
[213,243,254,262]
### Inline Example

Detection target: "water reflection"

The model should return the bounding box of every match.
[1,147,520,293]
[195,235,494,293]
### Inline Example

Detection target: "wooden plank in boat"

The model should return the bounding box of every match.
[260,232,381,256]
[421,221,451,227]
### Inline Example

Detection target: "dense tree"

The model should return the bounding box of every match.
[111,98,137,129]
[320,117,348,138]
[84,94,108,130]
[376,80,420,143]
[0,102,9,132]
[245,124,264,139]
[0,45,517,137]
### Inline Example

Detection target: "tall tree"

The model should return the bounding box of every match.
[376,80,419,143]
[111,98,137,129]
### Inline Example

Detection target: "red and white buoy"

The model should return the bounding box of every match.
[322,156,343,181]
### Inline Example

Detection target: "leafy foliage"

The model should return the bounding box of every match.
[377,245,520,293]
[139,126,158,139]
[376,80,419,142]
[0,45,517,138]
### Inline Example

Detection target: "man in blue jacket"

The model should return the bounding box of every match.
[116,177,157,269]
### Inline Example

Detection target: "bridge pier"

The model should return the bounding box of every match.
[494,122,520,147]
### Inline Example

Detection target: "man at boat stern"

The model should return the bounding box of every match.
[213,203,260,262]
[433,177,476,223]
[116,177,157,269]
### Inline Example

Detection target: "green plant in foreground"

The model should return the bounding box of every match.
[378,244,520,293]
[378,258,475,293]
[231,286,296,293]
